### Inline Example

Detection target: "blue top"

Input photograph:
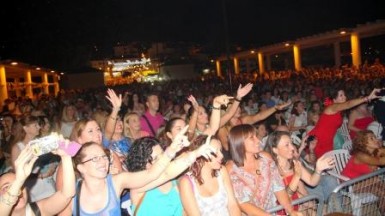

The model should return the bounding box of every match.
[132,180,182,216]
[72,175,121,216]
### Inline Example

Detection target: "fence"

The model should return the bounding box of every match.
[267,194,324,216]
[327,168,385,216]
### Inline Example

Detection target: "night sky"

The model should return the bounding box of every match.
[1,0,384,70]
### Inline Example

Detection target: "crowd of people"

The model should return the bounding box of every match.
[0,62,385,215]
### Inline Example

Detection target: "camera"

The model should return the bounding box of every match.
[29,133,60,156]
[306,135,316,144]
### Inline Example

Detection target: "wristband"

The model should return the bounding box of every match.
[211,106,221,110]
[234,97,242,102]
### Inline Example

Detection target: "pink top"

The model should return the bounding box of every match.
[140,111,165,137]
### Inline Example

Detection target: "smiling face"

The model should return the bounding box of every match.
[76,144,110,179]
[333,90,347,104]
[78,120,102,145]
[273,134,295,160]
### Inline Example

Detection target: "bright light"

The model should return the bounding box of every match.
[250,50,255,54]
[36,67,41,70]
[210,59,214,63]
[340,31,346,35]
[285,43,290,47]
[11,62,18,65]
[203,69,210,74]
[50,70,55,73]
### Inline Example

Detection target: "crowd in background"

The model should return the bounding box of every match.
[0,61,385,215]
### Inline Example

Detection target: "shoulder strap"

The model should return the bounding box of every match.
[30,202,41,216]
[76,180,83,216]
[133,192,146,216]
[142,115,156,136]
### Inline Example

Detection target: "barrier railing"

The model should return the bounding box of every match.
[267,194,324,216]
[326,168,385,216]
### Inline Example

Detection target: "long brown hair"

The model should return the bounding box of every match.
[228,124,256,167]
[188,135,218,185]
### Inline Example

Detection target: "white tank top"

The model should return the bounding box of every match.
[189,171,230,216]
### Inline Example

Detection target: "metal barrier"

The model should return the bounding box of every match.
[267,194,324,216]
[327,168,385,216]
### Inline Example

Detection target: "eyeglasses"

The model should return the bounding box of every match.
[80,155,109,164]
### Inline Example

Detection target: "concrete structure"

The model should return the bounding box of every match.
[0,60,60,106]
[216,20,385,76]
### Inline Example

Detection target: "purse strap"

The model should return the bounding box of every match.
[133,192,146,216]
[142,115,156,137]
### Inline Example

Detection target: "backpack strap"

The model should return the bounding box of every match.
[142,115,156,137]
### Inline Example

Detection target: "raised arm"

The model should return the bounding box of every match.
[300,155,335,187]
[242,101,291,125]
[38,148,76,216]
[219,83,253,127]
[205,95,232,136]
[104,88,122,140]
[325,88,382,115]
[132,135,216,192]
[115,126,192,190]
[0,147,37,216]
[187,95,200,139]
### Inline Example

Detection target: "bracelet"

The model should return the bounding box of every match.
[314,170,322,175]
[211,106,221,110]
[286,185,296,195]
[234,97,242,102]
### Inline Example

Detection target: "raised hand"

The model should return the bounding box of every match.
[236,83,253,99]
[367,88,384,101]
[106,88,122,110]
[315,155,335,171]
[187,95,199,112]
[213,95,233,108]
[196,135,217,160]
[14,146,38,182]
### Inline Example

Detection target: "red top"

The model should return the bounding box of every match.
[309,112,343,158]
[349,116,374,139]
[277,174,299,215]
[341,155,372,179]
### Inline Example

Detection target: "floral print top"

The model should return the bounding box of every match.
[228,154,284,212]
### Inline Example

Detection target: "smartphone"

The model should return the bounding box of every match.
[29,134,60,156]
